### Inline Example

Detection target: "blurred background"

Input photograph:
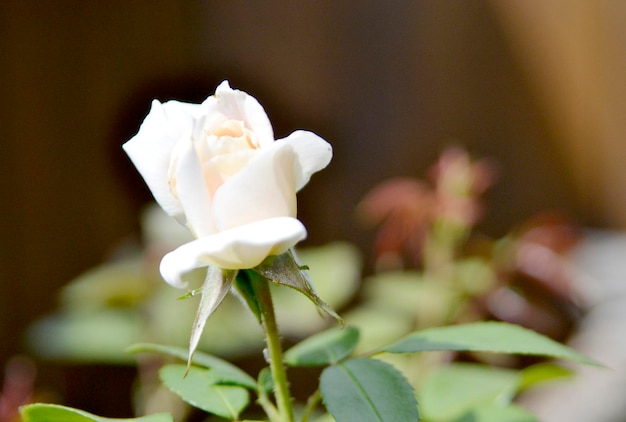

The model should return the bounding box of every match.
[1,1,625,419]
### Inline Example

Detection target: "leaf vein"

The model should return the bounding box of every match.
[339,363,384,422]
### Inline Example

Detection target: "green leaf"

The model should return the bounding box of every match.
[341,306,414,354]
[285,326,359,367]
[27,309,141,364]
[257,367,274,394]
[60,259,149,310]
[518,363,573,392]
[383,322,598,365]
[126,343,256,389]
[419,363,519,421]
[320,358,418,422]
[453,258,497,295]
[420,363,571,421]
[159,364,249,419]
[254,250,342,324]
[357,271,459,334]
[20,403,173,422]
[452,404,538,422]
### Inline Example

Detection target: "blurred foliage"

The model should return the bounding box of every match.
[354,147,582,344]
[346,147,585,421]
[27,206,361,365]
[23,147,588,421]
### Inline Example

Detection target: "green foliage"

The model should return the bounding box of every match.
[342,271,458,353]
[126,287,591,422]
[452,258,497,296]
[25,231,594,422]
[320,358,419,422]
[452,404,538,422]
[517,363,573,391]
[27,242,360,364]
[419,363,520,421]
[285,326,360,367]
[257,367,274,394]
[383,321,597,365]
[20,404,173,422]
[28,309,142,364]
[59,260,150,309]
[359,271,454,324]
[159,364,249,419]
[127,342,256,389]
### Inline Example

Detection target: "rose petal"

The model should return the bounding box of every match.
[159,217,307,286]
[213,81,275,147]
[212,142,297,231]
[171,137,215,237]
[123,100,200,219]
[278,130,333,190]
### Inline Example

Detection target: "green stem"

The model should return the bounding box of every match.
[257,385,280,422]
[301,388,321,422]
[252,274,294,422]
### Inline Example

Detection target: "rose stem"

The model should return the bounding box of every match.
[252,273,294,422]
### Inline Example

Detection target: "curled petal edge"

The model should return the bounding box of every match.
[213,80,275,147]
[160,217,307,288]
[278,130,333,191]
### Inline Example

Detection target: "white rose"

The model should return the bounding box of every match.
[123,81,332,287]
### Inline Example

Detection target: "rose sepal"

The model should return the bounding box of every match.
[186,266,237,372]
[253,249,343,326]
[231,270,263,324]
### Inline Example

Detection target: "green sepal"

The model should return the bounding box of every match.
[176,288,202,300]
[253,250,342,325]
[187,267,238,372]
[232,270,263,324]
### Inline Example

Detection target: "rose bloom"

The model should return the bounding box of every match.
[123,81,332,287]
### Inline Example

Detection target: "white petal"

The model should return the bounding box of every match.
[159,217,306,286]
[212,142,297,231]
[123,100,200,219]
[214,81,275,147]
[172,138,215,237]
[278,130,333,190]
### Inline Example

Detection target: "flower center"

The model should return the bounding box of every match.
[196,119,260,196]
[209,119,259,152]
